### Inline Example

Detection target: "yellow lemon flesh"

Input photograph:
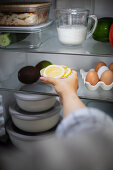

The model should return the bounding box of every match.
[61,65,69,69]
[63,67,72,78]
[43,65,65,78]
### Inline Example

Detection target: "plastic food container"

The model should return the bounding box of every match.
[15,82,56,112]
[80,69,113,91]
[9,101,61,132]
[0,3,51,26]
[0,20,53,49]
[6,120,56,151]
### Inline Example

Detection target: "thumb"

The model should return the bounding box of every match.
[40,77,57,86]
[68,70,78,79]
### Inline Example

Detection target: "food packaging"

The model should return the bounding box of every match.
[14,82,56,112]
[0,20,53,49]
[80,69,113,91]
[6,119,57,151]
[0,2,51,26]
[9,101,61,133]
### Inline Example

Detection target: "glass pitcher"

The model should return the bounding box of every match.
[55,9,98,45]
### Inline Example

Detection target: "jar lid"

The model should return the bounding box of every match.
[6,119,57,141]
[15,82,55,101]
[9,101,61,120]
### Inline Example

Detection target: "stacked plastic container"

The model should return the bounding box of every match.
[0,2,53,49]
[7,82,61,151]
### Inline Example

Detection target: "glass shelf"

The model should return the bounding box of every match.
[82,99,113,118]
[0,69,113,103]
[0,25,113,57]
[36,26,113,57]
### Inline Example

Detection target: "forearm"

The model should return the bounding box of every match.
[62,91,86,118]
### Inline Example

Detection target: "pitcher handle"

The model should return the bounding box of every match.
[87,15,98,39]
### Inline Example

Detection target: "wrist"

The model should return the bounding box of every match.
[62,90,78,101]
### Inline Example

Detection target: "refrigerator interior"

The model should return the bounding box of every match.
[0,0,113,141]
[0,52,113,119]
[56,0,113,17]
[0,0,113,17]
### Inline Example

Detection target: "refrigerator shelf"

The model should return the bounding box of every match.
[0,24,113,56]
[0,20,54,49]
[0,70,113,103]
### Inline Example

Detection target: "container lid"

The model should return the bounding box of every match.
[6,119,57,141]
[0,2,52,13]
[9,101,61,120]
[0,20,54,33]
[15,82,55,101]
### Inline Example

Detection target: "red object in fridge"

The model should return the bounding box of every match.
[109,24,113,47]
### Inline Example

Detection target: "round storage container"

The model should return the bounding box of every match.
[6,120,56,151]
[9,101,61,133]
[14,82,56,112]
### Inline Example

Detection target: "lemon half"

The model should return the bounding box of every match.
[63,67,72,78]
[43,65,65,78]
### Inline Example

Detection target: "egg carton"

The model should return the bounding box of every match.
[80,69,113,91]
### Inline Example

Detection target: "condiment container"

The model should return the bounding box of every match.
[6,119,56,151]
[80,69,113,91]
[55,9,97,45]
[0,2,51,26]
[14,82,56,112]
[9,101,61,132]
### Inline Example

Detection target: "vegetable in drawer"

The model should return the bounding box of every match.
[0,33,28,47]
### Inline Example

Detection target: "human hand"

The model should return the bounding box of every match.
[40,70,78,103]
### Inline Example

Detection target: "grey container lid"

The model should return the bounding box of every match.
[6,119,57,141]
[9,101,61,120]
[15,82,56,101]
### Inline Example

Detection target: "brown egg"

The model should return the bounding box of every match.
[109,63,113,72]
[100,70,113,85]
[95,61,106,72]
[86,70,99,86]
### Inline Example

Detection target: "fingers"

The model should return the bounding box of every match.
[40,77,57,86]
[68,70,78,79]
[40,70,78,84]
[72,70,78,76]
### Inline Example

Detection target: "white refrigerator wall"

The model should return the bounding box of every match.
[56,0,94,13]
[56,0,113,17]
[95,0,113,17]
[0,51,27,119]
